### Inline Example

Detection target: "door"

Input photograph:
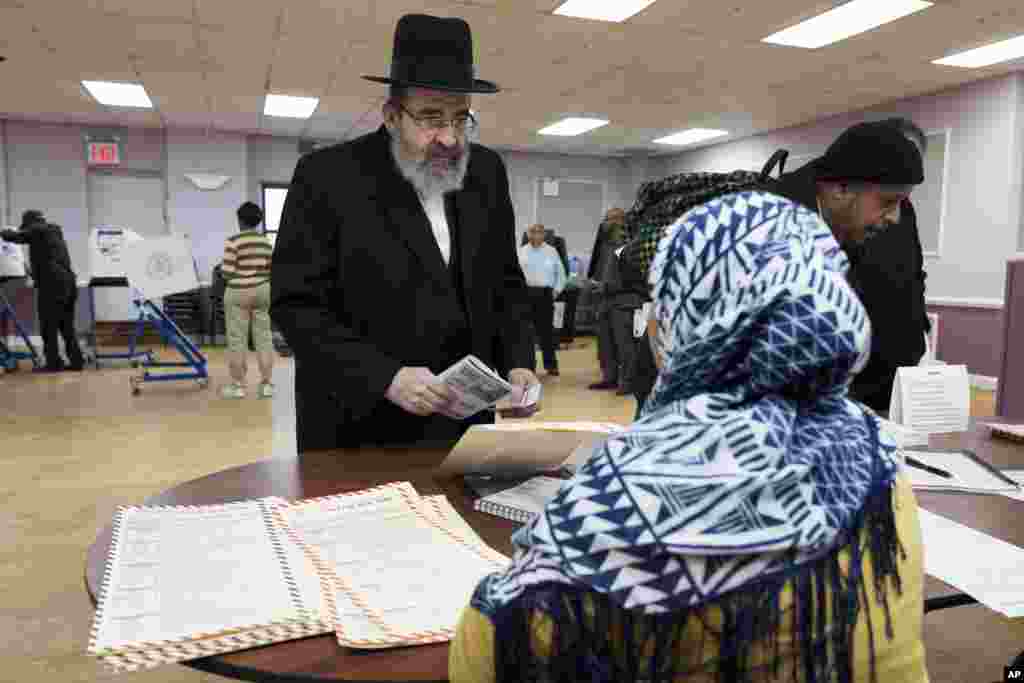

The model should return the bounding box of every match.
[87,172,167,320]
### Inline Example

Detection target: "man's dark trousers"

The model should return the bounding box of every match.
[526,286,558,371]
[38,286,83,369]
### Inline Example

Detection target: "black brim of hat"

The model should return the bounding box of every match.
[362,75,500,94]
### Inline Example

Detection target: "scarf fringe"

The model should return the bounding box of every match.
[492,481,903,683]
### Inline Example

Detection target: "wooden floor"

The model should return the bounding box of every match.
[0,337,1016,683]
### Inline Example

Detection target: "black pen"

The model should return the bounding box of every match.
[904,456,954,479]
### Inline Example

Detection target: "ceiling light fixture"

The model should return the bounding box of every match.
[263,94,320,119]
[81,80,153,108]
[653,128,729,146]
[762,0,932,49]
[538,117,610,136]
[553,0,658,23]
[933,33,1024,68]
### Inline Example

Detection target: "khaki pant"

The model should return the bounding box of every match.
[224,282,273,385]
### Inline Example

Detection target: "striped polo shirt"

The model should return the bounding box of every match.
[222,230,272,289]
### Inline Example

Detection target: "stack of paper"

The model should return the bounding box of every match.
[88,498,330,673]
[438,355,540,417]
[276,482,508,649]
[88,488,508,672]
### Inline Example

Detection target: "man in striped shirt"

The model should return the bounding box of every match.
[221,202,275,399]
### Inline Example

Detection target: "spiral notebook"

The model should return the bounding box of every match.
[472,476,565,523]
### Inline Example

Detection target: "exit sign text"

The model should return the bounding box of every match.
[87,141,121,166]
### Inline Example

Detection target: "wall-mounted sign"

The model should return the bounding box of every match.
[86,139,121,166]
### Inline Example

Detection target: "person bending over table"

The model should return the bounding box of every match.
[451,192,929,682]
[270,14,538,452]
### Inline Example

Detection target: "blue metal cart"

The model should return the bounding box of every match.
[0,285,41,371]
[129,296,208,394]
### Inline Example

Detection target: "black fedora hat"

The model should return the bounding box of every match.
[363,14,499,94]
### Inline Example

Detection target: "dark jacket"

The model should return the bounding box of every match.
[0,221,76,298]
[764,161,929,411]
[270,126,530,452]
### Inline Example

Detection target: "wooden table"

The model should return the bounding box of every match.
[84,422,1024,682]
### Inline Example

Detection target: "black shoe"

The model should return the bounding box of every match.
[67,363,85,371]
[35,365,65,373]
[546,368,560,377]
[588,381,616,390]
[615,387,632,396]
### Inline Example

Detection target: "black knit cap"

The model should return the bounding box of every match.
[816,121,924,185]
[20,209,44,226]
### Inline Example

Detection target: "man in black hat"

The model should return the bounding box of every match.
[271,14,538,452]
[1,210,85,371]
[766,119,926,413]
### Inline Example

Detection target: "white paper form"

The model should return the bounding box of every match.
[279,483,508,649]
[918,509,1024,618]
[901,450,1020,494]
[90,498,325,655]
[889,364,970,434]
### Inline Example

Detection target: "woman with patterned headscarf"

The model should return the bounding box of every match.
[450,191,928,682]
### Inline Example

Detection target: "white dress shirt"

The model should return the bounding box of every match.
[419,192,451,265]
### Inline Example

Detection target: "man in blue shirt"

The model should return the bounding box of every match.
[518,223,567,376]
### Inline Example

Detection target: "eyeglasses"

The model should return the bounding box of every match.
[398,104,478,135]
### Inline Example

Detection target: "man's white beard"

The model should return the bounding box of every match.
[391,133,471,199]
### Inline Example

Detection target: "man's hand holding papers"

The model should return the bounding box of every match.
[436,356,541,419]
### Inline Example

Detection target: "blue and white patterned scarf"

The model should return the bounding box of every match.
[471,192,904,682]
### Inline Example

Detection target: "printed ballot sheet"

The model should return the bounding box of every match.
[89,499,326,660]
[278,483,508,649]
[918,509,1024,618]
[889,364,970,434]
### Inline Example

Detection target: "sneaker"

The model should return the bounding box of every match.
[258,383,274,399]
[221,383,246,399]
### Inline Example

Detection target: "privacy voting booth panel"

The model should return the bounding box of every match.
[0,236,27,278]
[88,227,149,320]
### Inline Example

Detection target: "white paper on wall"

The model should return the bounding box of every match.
[122,236,199,299]
[88,227,144,280]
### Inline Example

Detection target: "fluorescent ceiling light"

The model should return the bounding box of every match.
[553,0,658,23]
[263,94,319,119]
[762,0,932,49]
[653,128,729,146]
[538,117,609,137]
[81,81,153,108]
[933,33,1024,68]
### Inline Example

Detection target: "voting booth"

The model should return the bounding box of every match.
[119,235,208,394]
[85,227,155,368]
[0,231,41,370]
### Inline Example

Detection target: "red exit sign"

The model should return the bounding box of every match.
[87,140,121,166]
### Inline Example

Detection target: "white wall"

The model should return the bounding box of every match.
[649,74,1024,303]
[247,135,301,205]
[166,129,248,279]
[4,120,90,275]
[500,150,633,246]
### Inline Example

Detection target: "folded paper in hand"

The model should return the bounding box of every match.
[438,355,540,418]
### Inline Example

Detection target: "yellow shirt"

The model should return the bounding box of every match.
[450,474,928,682]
